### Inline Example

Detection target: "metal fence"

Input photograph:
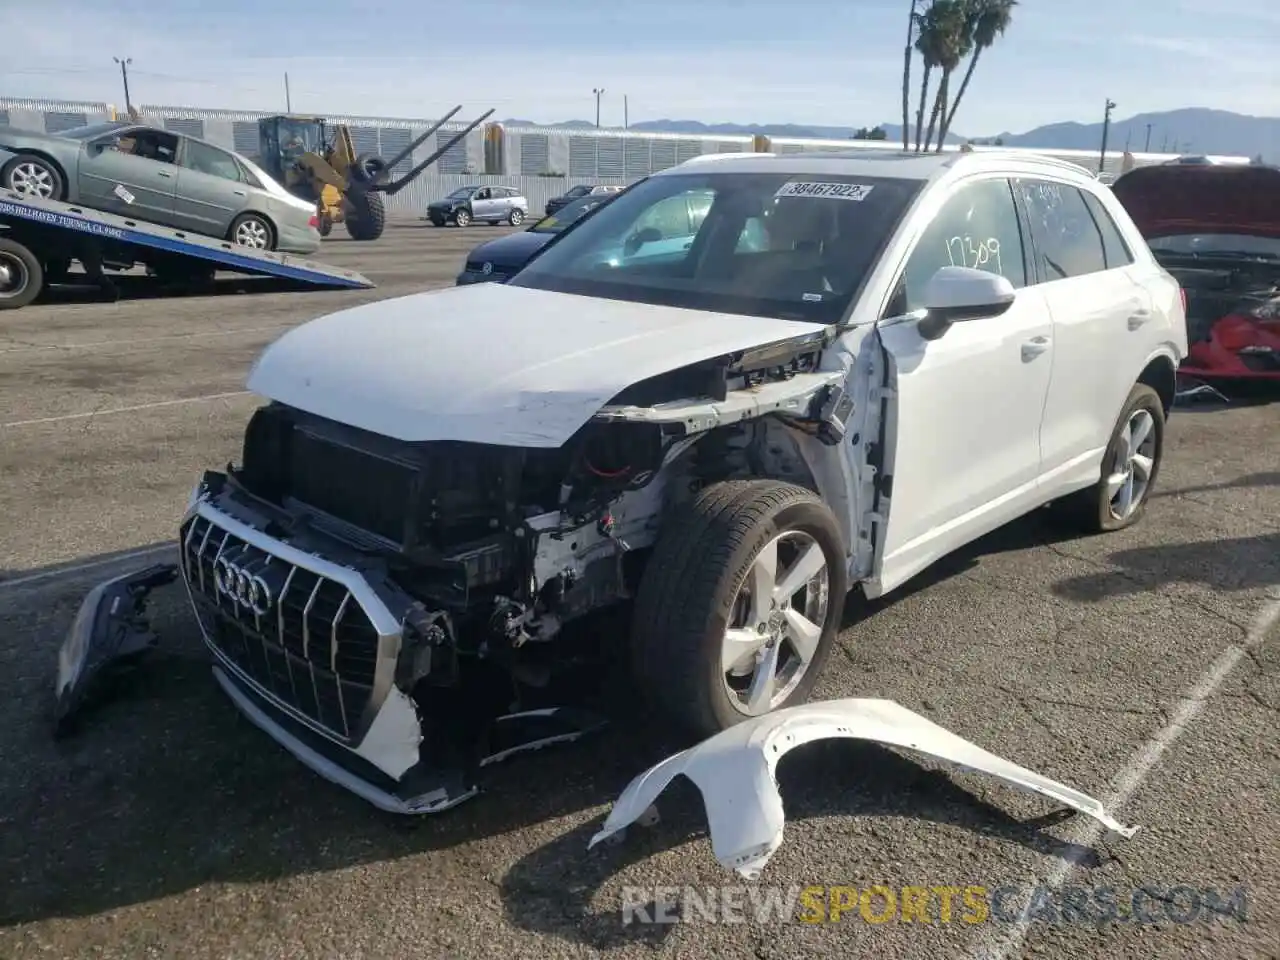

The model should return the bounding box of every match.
[0,95,1255,215]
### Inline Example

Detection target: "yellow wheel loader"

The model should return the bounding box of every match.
[253,106,494,241]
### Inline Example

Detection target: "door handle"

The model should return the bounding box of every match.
[1021,336,1051,361]
[233,190,246,197]
[1127,309,1152,331]
[157,171,172,178]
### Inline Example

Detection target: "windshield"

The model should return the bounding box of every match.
[531,194,616,233]
[563,185,593,199]
[57,121,130,141]
[508,171,922,323]
[275,118,325,162]
[447,187,477,199]
[1149,233,1280,261]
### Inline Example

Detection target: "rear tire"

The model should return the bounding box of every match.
[228,212,275,251]
[345,191,386,241]
[2,153,65,200]
[316,214,333,237]
[1053,384,1165,533]
[0,238,44,310]
[630,480,847,740]
[508,208,525,226]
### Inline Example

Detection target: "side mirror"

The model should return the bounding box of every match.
[917,266,1016,341]
[624,226,662,255]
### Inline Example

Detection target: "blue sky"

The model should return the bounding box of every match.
[0,0,1274,135]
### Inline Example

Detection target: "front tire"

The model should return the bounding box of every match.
[453,208,471,228]
[345,191,386,241]
[2,154,65,200]
[1055,383,1165,533]
[630,480,848,739]
[228,212,275,250]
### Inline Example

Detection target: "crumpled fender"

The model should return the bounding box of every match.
[589,698,1138,878]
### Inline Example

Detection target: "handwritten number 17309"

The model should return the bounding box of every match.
[946,235,1003,275]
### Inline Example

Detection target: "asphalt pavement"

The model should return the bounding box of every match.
[0,222,1276,959]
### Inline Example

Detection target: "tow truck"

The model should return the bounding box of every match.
[0,186,373,310]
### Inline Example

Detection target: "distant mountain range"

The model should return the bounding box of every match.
[501,108,1277,160]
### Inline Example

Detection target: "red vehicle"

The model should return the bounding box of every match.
[1112,163,1280,380]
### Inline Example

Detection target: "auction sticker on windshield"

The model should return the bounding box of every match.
[775,181,875,201]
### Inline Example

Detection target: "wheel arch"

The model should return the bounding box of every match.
[688,418,823,496]
[1136,351,1178,416]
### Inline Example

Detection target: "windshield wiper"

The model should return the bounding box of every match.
[1151,248,1280,262]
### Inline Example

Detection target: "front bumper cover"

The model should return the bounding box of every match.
[53,562,179,736]
[590,698,1138,878]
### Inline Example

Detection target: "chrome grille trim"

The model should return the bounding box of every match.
[179,497,404,749]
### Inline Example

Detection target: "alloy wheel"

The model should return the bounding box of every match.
[721,530,831,716]
[8,162,56,199]
[1105,408,1157,520]
[234,219,270,249]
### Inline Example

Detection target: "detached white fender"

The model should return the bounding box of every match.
[588,698,1138,878]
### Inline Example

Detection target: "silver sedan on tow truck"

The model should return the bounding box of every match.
[0,121,320,254]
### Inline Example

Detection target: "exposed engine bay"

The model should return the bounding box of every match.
[1166,260,1280,344]
[229,329,843,660]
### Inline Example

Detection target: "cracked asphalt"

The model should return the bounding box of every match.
[0,223,1276,960]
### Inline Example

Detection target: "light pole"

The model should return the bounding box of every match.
[1098,98,1116,173]
[113,56,133,115]
[592,88,605,128]
[1143,123,1152,152]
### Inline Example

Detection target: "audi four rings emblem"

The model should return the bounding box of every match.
[482,261,493,275]
[214,556,273,615]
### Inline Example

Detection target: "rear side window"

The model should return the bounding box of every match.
[1081,192,1135,268]
[1016,180,1110,280]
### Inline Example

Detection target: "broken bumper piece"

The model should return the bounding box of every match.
[589,698,1138,879]
[218,665,609,815]
[54,562,180,735]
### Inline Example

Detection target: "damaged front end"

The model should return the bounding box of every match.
[589,698,1138,878]
[56,319,856,814]
[174,469,614,813]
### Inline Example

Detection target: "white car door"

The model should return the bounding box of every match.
[870,176,1056,596]
[1015,179,1157,492]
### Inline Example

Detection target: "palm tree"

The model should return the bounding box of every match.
[901,0,921,151]
[923,0,972,152]
[937,0,1017,149]
[912,3,943,151]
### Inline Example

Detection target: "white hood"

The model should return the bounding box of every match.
[247,283,822,446]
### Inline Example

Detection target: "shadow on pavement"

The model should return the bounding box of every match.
[1051,532,1280,602]
[1154,470,1280,499]
[34,273,356,306]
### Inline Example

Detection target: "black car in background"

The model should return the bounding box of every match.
[455,192,619,285]
[544,183,624,216]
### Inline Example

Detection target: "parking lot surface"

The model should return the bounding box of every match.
[0,222,1276,960]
